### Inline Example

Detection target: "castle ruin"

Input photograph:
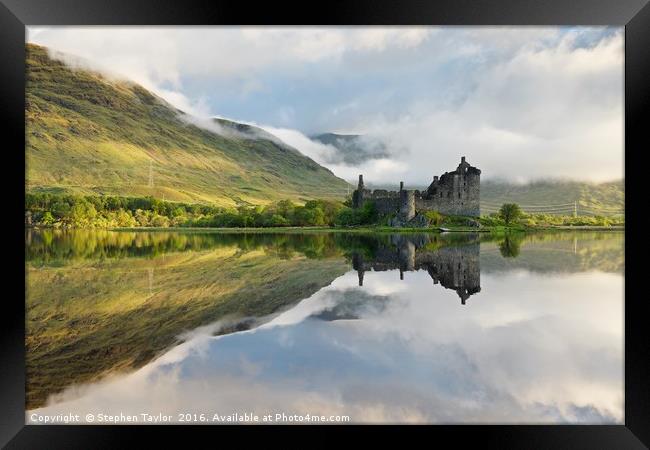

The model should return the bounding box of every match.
[352,156,481,218]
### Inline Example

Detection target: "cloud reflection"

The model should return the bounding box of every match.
[30,266,623,424]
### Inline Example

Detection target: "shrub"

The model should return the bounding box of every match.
[333,201,377,227]
[41,211,55,225]
[423,210,444,226]
[151,214,170,228]
[265,214,290,227]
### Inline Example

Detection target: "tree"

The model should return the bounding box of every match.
[265,214,290,227]
[294,206,325,226]
[499,203,522,225]
[41,211,55,225]
[116,210,136,227]
[151,214,170,227]
[134,209,150,227]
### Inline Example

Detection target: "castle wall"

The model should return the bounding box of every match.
[352,157,481,218]
[363,190,400,214]
[414,187,480,216]
[358,185,480,217]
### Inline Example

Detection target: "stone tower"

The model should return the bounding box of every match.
[399,186,415,221]
[454,156,481,217]
[352,174,366,209]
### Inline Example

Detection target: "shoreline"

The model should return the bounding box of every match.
[26,225,624,234]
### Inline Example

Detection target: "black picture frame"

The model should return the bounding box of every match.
[2,0,648,447]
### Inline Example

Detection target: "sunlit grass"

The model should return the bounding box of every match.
[26,43,351,207]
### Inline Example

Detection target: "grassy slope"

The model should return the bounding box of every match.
[26,44,351,207]
[481,179,624,213]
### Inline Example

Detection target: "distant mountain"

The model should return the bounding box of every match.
[26,44,351,206]
[311,132,390,166]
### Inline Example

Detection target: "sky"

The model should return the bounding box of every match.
[27,26,624,184]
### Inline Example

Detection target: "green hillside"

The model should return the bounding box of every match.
[26,44,351,207]
[481,179,624,216]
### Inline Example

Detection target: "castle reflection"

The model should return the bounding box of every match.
[351,234,481,304]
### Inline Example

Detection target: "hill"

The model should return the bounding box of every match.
[480,179,624,216]
[26,44,351,207]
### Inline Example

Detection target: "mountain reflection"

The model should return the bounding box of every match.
[351,234,481,304]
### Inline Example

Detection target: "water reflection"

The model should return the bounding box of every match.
[352,233,481,304]
[498,234,523,258]
[26,230,624,423]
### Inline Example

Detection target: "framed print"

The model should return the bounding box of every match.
[2,0,649,447]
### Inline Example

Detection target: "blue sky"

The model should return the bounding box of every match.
[28,27,623,184]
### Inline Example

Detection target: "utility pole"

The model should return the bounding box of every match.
[148,160,154,188]
[574,200,577,218]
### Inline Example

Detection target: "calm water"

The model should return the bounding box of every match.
[25,229,624,424]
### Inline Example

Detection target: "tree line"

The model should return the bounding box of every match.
[25,193,620,229]
[25,193,379,229]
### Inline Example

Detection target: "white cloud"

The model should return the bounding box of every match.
[27,26,434,82]
[258,126,409,183]
[325,30,624,184]
[259,126,339,162]
[27,26,623,183]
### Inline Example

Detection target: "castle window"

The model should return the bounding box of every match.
[458,192,461,198]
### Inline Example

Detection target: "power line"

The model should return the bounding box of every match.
[579,206,625,212]
[481,205,574,210]
[481,197,624,217]
[481,202,575,208]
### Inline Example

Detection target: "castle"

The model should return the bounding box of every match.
[352,156,481,218]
